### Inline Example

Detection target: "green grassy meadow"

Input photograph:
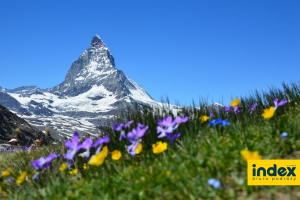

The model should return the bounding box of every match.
[1,82,300,199]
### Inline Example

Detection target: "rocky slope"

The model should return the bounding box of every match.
[0,104,52,145]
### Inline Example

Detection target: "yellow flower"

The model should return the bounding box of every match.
[200,115,209,123]
[152,141,168,154]
[0,185,1,191]
[111,150,122,160]
[230,98,240,107]
[83,163,88,170]
[135,143,142,154]
[261,106,275,119]
[88,150,106,166]
[59,163,67,171]
[69,169,78,175]
[1,168,12,177]
[16,172,26,185]
[241,149,262,161]
[2,171,10,177]
[2,192,7,197]
[102,146,109,157]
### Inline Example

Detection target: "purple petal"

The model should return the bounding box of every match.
[113,123,123,131]
[64,149,76,160]
[157,126,165,134]
[278,99,288,107]
[32,173,39,181]
[136,125,148,138]
[223,106,230,112]
[124,120,134,128]
[45,152,59,163]
[79,138,93,150]
[93,135,110,147]
[162,116,173,127]
[31,160,41,170]
[233,106,239,112]
[126,128,137,142]
[73,131,79,138]
[119,131,126,141]
[158,132,166,138]
[157,119,163,126]
[174,114,188,124]
[65,134,79,150]
[273,98,279,107]
[95,146,102,154]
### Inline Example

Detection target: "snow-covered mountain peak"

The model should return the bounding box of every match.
[0,35,182,140]
[91,34,104,46]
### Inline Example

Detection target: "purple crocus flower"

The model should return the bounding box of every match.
[223,106,231,112]
[64,131,82,160]
[31,152,59,170]
[233,106,242,114]
[273,98,288,110]
[249,103,257,114]
[160,116,179,133]
[157,115,188,136]
[166,132,181,145]
[157,126,167,138]
[78,138,93,159]
[174,114,189,124]
[113,120,134,141]
[93,135,110,154]
[208,178,221,189]
[126,123,148,155]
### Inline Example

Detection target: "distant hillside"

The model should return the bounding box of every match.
[0,104,52,145]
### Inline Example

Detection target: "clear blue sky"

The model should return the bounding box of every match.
[0,1,299,106]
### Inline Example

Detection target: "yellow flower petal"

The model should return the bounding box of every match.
[261,107,275,119]
[83,163,87,170]
[111,150,122,160]
[16,172,27,185]
[2,170,11,177]
[2,192,7,197]
[200,115,209,123]
[102,146,109,157]
[231,98,240,107]
[59,163,67,171]
[241,149,262,161]
[69,169,78,175]
[135,143,142,154]
[152,141,168,154]
[88,151,106,166]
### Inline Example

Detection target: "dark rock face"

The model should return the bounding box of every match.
[0,92,22,111]
[0,104,52,144]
